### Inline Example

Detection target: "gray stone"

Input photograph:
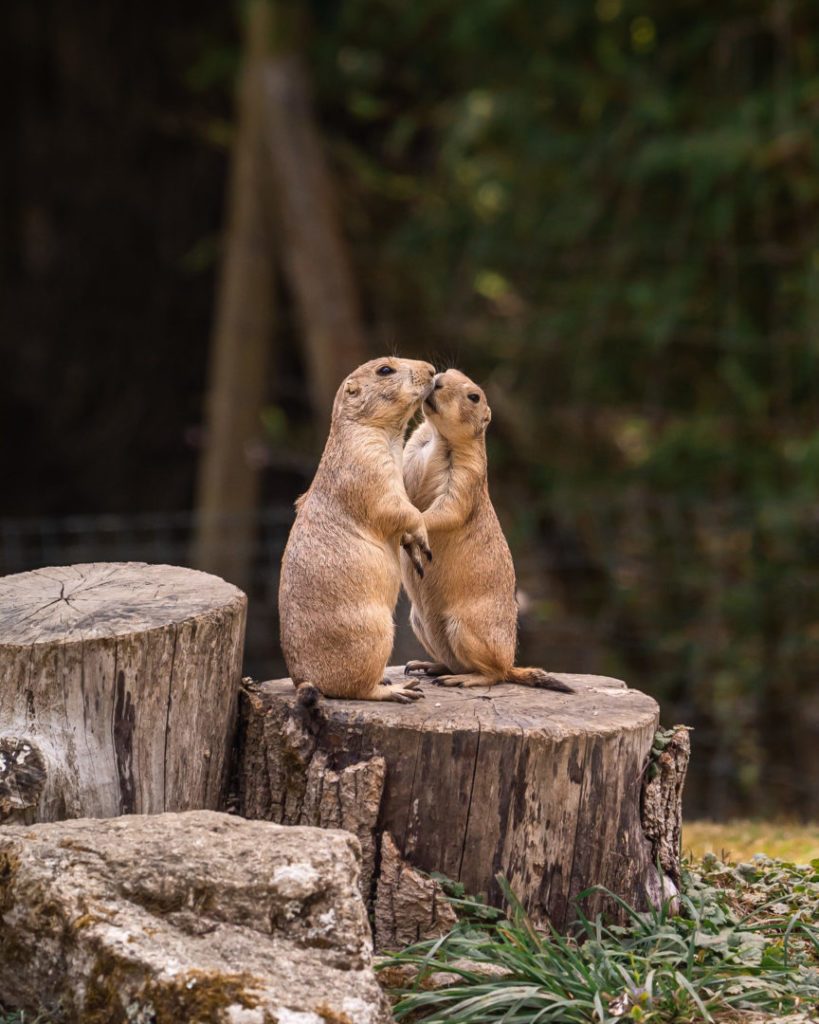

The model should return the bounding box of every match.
[0,810,393,1024]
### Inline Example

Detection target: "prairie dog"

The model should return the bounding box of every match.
[279,356,436,705]
[401,369,572,692]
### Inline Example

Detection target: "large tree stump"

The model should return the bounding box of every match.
[0,563,246,824]
[237,667,682,942]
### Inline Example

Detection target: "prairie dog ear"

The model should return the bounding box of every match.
[333,376,361,418]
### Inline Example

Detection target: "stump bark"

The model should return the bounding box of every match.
[237,666,681,940]
[641,725,691,894]
[0,563,246,824]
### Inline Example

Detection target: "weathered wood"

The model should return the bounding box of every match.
[300,751,386,902]
[236,666,677,937]
[375,831,458,951]
[0,737,47,816]
[641,725,691,892]
[0,563,247,824]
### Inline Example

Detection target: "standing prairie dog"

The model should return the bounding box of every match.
[279,356,436,705]
[401,369,572,693]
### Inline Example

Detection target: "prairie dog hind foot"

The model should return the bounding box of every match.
[430,670,575,693]
[432,673,498,688]
[374,677,425,702]
[405,660,450,676]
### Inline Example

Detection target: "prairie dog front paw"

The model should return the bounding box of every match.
[401,525,432,578]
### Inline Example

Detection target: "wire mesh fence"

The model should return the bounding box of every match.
[0,508,293,682]
[2,495,818,821]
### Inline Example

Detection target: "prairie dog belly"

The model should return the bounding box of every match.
[409,511,510,609]
[280,504,401,692]
[283,504,401,614]
[401,496,518,673]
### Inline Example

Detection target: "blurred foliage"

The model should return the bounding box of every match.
[288,0,818,815]
[299,0,819,818]
[12,0,814,818]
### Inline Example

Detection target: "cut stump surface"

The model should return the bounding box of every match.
[0,563,246,824]
[238,666,666,939]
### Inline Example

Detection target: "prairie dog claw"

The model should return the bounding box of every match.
[377,677,425,702]
[401,530,431,578]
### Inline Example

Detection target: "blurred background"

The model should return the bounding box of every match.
[2,0,819,824]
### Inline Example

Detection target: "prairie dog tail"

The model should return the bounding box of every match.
[296,681,321,707]
[506,667,574,693]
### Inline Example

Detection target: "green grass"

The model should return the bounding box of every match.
[379,857,819,1023]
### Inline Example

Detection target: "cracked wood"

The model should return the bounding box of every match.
[237,666,679,934]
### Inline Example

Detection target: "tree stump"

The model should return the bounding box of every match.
[0,563,246,824]
[237,667,685,942]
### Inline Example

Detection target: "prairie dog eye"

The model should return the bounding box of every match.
[467,393,481,403]
[376,365,396,376]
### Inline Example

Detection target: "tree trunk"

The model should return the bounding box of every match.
[191,0,276,592]
[262,50,368,424]
[236,666,683,940]
[0,563,246,824]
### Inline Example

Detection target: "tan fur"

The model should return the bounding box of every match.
[401,369,572,693]
[279,356,435,702]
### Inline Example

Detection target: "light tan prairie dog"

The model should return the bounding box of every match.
[279,356,436,705]
[401,369,573,693]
